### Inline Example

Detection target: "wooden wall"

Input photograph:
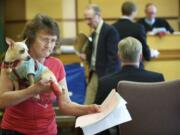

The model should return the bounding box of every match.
[77,0,180,35]
[5,0,63,40]
[4,0,180,39]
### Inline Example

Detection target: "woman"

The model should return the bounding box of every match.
[0,14,100,135]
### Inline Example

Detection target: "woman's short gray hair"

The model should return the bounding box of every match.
[118,37,142,62]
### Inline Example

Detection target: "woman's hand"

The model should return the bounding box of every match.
[32,79,52,94]
[79,53,86,61]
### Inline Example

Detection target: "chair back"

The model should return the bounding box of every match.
[117,79,180,135]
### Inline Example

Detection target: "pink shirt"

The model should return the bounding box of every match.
[1,56,65,135]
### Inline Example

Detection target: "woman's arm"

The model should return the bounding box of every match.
[0,69,52,108]
[57,77,100,116]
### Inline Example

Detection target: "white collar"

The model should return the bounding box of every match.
[121,16,133,21]
[145,18,155,25]
[95,20,104,34]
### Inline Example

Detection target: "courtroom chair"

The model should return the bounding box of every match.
[117,79,180,135]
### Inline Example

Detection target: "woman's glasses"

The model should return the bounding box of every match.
[37,35,57,45]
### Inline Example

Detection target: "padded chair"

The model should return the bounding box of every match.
[117,79,180,135]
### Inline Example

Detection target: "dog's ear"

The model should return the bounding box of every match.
[22,38,27,43]
[6,37,15,48]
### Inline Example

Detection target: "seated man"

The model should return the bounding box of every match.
[95,37,164,104]
[137,3,174,34]
[94,37,165,135]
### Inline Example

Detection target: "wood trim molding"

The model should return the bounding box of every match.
[152,49,180,60]
[5,16,179,24]
[179,0,180,30]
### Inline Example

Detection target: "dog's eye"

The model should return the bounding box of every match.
[19,49,25,54]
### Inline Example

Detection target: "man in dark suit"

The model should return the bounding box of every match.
[113,1,151,61]
[80,4,120,104]
[137,3,174,34]
[94,37,164,135]
[95,36,164,104]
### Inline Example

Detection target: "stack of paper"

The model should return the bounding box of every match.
[75,90,132,135]
[148,27,167,35]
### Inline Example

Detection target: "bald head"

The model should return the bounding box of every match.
[145,3,157,20]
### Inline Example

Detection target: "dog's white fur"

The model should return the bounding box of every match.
[5,38,61,94]
[5,41,30,63]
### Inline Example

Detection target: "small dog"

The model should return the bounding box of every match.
[3,38,62,97]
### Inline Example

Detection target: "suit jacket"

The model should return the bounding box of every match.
[86,22,120,78]
[113,19,151,61]
[137,18,174,33]
[94,65,164,104]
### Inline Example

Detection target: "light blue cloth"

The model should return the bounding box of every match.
[10,58,47,82]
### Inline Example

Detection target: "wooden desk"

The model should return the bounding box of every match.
[55,34,180,81]
[55,107,83,135]
[145,34,180,80]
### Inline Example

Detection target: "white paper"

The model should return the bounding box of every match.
[150,48,160,58]
[148,27,167,35]
[76,90,120,127]
[60,45,75,53]
[75,90,132,135]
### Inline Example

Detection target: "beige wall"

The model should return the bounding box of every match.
[61,0,76,38]
[77,0,179,35]
[26,0,62,20]
[4,0,180,39]
[3,0,180,81]
[5,0,63,40]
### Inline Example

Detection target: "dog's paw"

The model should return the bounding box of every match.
[51,81,62,96]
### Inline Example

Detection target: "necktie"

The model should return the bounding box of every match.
[90,32,97,71]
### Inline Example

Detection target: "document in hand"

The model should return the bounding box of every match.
[75,89,132,135]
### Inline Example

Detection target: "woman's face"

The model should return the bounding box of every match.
[29,30,57,60]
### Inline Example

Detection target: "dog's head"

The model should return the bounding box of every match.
[5,38,31,63]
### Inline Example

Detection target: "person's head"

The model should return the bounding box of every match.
[121,1,137,18]
[21,14,60,60]
[118,37,142,67]
[84,4,102,29]
[145,3,157,20]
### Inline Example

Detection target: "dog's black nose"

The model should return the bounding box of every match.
[25,56,31,61]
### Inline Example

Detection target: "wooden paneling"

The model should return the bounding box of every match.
[145,35,180,80]
[4,0,180,41]
[5,0,25,21]
[167,19,179,31]
[147,34,180,50]
[91,0,125,18]
[77,0,89,18]
[56,35,180,80]
[26,0,62,20]
[61,0,76,38]
[57,22,63,37]
[5,0,25,40]
[131,0,179,17]
[76,0,180,34]
[5,22,26,40]
[78,0,179,18]
[145,60,180,80]
[77,21,91,35]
